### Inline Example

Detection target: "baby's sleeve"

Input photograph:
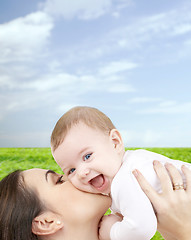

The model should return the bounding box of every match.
[110,212,157,240]
[110,165,157,240]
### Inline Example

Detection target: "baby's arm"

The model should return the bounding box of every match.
[110,173,157,240]
[99,214,123,240]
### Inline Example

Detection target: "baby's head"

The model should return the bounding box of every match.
[51,106,125,194]
[51,106,116,152]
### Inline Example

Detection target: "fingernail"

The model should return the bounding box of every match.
[153,160,159,165]
[181,165,187,170]
[132,169,139,177]
[165,162,172,167]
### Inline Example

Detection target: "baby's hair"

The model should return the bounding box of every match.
[51,106,116,152]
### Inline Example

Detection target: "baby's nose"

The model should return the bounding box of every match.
[78,168,90,179]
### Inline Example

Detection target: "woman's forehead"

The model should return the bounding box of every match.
[23,168,46,184]
[24,168,45,175]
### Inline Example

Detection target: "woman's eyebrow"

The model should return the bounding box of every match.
[45,170,56,182]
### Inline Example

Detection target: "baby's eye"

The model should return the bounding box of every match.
[84,153,92,161]
[69,168,76,175]
[56,175,64,184]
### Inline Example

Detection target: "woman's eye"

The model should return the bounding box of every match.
[84,153,92,161]
[69,168,76,175]
[56,175,64,184]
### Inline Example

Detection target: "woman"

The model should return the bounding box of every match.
[133,161,191,240]
[0,168,111,240]
[1,165,191,240]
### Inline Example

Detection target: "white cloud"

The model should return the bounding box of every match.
[0,64,38,90]
[108,83,135,93]
[0,61,136,94]
[99,60,137,76]
[0,91,44,114]
[22,73,79,91]
[0,66,137,122]
[0,11,53,62]
[129,97,161,103]
[40,0,131,20]
[57,104,80,114]
[121,128,190,148]
[120,129,163,147]
[17,72,102,94]
[112,11,120,18]
[0,131,51,147]
[0,75,12,88]
[138,102,191,114]
[100,3,191,62]
[172,24,191,36]
[185,39,191,45]
[0,91,40,124]
[134,9,191,41]
[158,100,177,107]
[41,0,111,20]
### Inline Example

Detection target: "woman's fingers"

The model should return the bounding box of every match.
[134,161,191,240]
[164,163,184,192]
[153,161,174,193]
[182,165,191,193]
[132,169,159,207]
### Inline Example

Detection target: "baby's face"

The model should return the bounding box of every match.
[52,122,123,194]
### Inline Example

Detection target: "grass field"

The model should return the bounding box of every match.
[0,147,191,240]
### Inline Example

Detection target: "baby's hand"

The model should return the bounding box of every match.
[99,214,122,240]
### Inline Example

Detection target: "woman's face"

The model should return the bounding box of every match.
[22,168,111,223]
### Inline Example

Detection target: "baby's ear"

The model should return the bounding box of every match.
[109,129,124,152]
[32,211,64,236]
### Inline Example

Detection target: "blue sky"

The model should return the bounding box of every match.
[0,0,191,148]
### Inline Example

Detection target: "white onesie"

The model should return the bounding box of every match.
[110,149,190,240]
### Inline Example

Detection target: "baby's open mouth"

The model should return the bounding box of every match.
[89,174,105,189]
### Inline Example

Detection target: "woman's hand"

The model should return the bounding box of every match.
[133,161,191,240]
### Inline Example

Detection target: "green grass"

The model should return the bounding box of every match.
[1,147,191,240]
[0,148,62,179]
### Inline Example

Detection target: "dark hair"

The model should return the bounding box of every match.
[0,170,44,240]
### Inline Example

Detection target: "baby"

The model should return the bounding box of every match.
[51,106,190,240]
